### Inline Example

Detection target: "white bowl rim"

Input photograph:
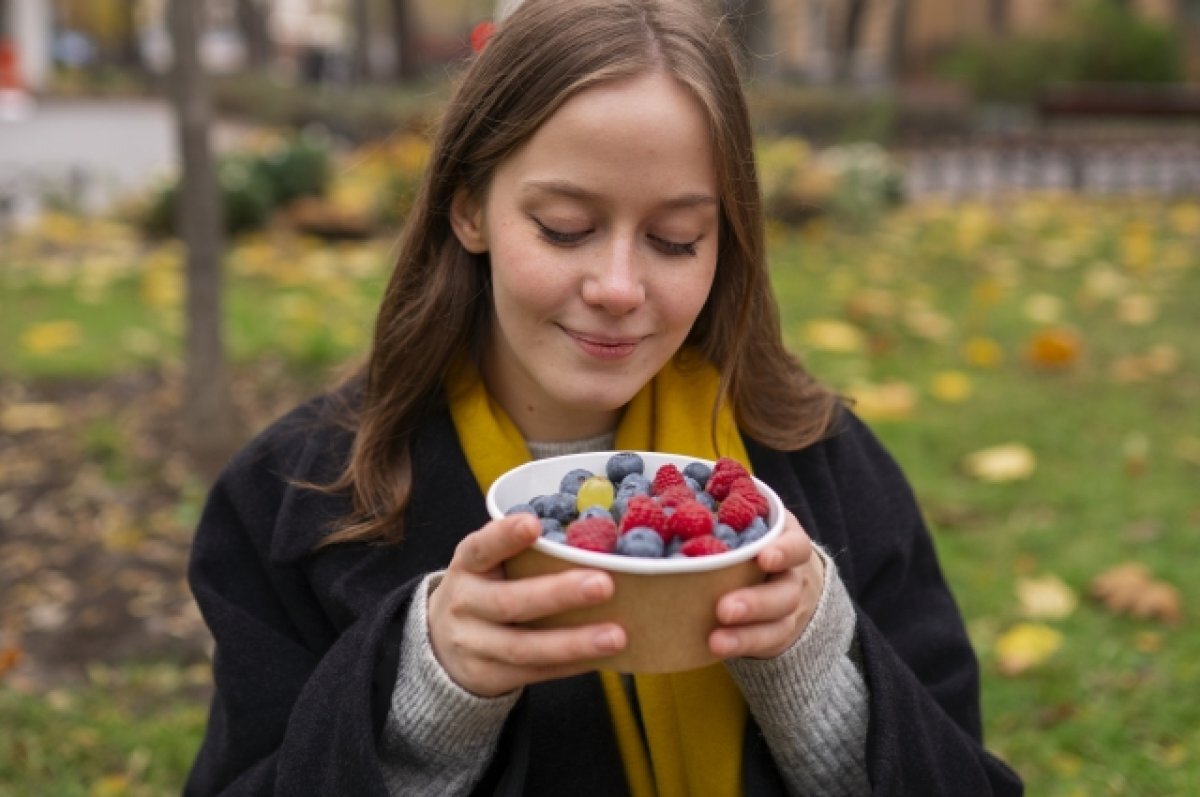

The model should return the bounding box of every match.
[485,451,786,575]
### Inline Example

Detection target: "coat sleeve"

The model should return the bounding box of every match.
[800,414,1023,795]
[183,430,418,797]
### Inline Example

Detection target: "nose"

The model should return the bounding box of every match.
[581,237,646,315]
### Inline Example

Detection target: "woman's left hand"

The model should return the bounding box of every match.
[708,510,824,660]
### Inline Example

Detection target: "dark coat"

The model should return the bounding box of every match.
[184,395,1023,796]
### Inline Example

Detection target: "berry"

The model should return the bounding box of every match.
[684,475,703,493]
[728,476,768,517]
[506,503,537,517]
[656,484,695,509]
[610,497,627,524]
[566,516,618,553]
[559,468,593,495]
[606,451,644,485]
[717,493,756,532]
[666,536,685,556]
[617,473,651,498]
[580,506,614,523]
[738,516,770,547]
[540,492,578,524]
[576,476,615,513]
[706,457,749,500]
[680,535,730,557]
[713,522,739,549]
[683,461,712,487]
[618,494,668,540]
[615,527,665,558]
[543,529,567,545]
[539,517,563,536]
[694,491,717,512]
[652,463,686,495]
[667,500,715,541]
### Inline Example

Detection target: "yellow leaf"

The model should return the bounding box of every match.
[1022,293,1064,324]
[1025,326,1083,370]
[1,403,67,432]
[1115,294,1158,326]
[20,321,82,354]
[89,774,130,797]
[962,443,1037,483]
[964,336,1004,368]
[803,318,865,353]
[995,622,1062,676]
[849,381,917,422]
[1016,575,1078,620]
[930,370,973,403]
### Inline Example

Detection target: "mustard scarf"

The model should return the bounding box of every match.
[447,351,751,797]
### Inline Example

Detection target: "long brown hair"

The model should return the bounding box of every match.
[319,0,841,546]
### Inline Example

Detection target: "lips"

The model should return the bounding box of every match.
[563,327,645,360]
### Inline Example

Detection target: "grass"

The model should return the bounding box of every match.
[2,195,1198,793]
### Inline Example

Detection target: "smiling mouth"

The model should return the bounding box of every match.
[563,328,645,360]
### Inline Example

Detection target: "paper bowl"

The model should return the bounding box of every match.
[486,451,785,673]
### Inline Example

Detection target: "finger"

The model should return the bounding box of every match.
[466,568,615,624]
[716,574,803,626]
[454,514,542,575]
[709,618,799,660]
[468,621,628,670]
[756,514,813,573]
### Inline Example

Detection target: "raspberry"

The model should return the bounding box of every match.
[717,493,756,531]
[566,516,618,553]
[651,463,686,495]
[656,484,695,509]
[706,457,749,500]
[728,477,768,517]
[618,495,668,540]
[667,500,714,541]
[680,535,730,557]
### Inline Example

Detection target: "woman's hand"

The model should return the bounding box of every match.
[708,511,824,660]
[427,514,627,698]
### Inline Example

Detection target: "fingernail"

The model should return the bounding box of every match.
[763,550,782,570]
[594,628,621,651]
[725,600,746,623]
[715,633,738,657]
[581,574,608,600]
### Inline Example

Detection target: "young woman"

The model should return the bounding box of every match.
[184,1,1023,795]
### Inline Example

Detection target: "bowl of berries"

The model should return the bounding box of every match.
[486,451,785,673]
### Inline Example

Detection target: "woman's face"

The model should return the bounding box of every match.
[452,71,719,441]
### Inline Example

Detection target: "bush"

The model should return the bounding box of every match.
[940,0,1184,103]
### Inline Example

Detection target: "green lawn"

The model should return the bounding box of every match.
[2,196,1198,794]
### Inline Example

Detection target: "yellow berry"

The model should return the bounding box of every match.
[576,476,615,512]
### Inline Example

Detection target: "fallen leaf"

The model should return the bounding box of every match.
[0,646,22,680]
[803,318,866,353]
[0,403,67,432]
[1123,432,1150,478]
[1017,575,1078,620]
[19,321,82,355]
[964,336,1004,368]
[1089,562,1182,625]
[1025,326,1083,369]
[1023,293,1064,324]
[1175,437,1200,467]
[962,443,1037,483]
[930,370,973,403]
[849,380,917,421]
[1115,294,1158,326]
[995,622,1063,675]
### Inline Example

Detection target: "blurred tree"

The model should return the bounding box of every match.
[118,0,144,71]
[886,0,910,82]
[351,0,371,80]
[236,0,272,70]
[834,0,870,84]
[390,0,419,80]
[168,0,239,477]
[987,0,1009,33]
[722,0,774,76]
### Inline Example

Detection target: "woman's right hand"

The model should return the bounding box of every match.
[427,513,627,698]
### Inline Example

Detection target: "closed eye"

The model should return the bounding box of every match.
[651,234,699,257]
[534,219,590,246]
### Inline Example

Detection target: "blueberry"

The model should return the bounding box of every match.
[738,517,770,547]
[506,503,537,517]
[615,527,665,558]
[694,491,717,512]
[665,536,684,556]
[610,497,628,524]
[683,461,712,487]
[684,476,702,493]
[542,529,567,545]
[580,506,614,523]
[606,451,644,484]
[541,492,578,524]
[559,468,593,495]
[713,523,739,549]
[617,473,651,498]
[530,495,549,515]
[539,517,563,536]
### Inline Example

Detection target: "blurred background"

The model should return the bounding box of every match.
[1,1,1198,794]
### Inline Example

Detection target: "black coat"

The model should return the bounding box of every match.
[184,395,1023,795]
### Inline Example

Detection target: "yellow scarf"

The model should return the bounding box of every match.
[447,351,750,797]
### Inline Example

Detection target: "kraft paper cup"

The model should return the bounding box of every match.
[487,451,785,673]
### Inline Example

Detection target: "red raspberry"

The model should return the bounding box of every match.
[717,493,756,532]
[706,457,749,500]
[666,500,714,541]
[680,535,730,557]
[619,495,668,540]
[566,516,618,553]
[652,463,687,495]
[656,484,695,509]
[728,477,768,517]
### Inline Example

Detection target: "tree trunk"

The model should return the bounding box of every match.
[119,0,145,71]
[987,0,1008,34]
[886,0,910,83]
[351,0,371,81]
[390,0,419,81]
[168,0,238,479]
[721,0,775,77]
[236,0,272,70]
[835,0,870,84]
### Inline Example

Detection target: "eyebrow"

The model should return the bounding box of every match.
[522,179,718,210]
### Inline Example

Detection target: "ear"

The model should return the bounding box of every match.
[449,188,489,253]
